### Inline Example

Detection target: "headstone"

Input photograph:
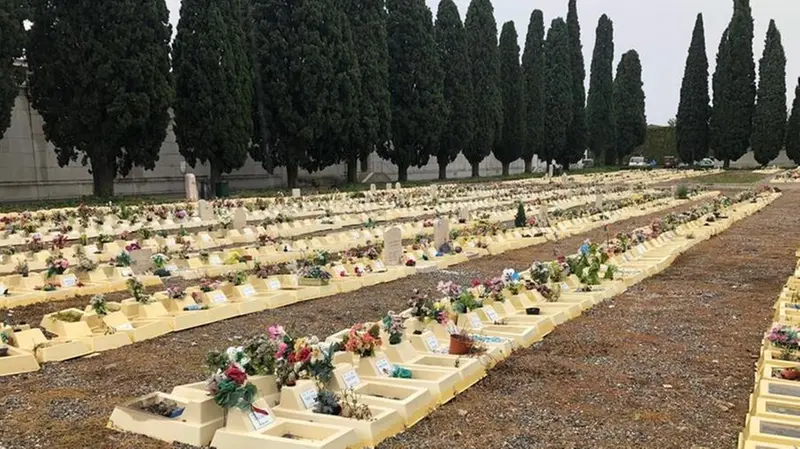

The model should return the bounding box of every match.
[538,204,549,227]
[370,183,376,192]
[291,188,301,198]
[198,200,213,221]
[595,193,604,209]
[385,183,392,190]
[548,164,554,179]
[395,182,401,190]
[561,172,567,183]
[129,248,154,274]
[184,173,198,202]
[458,207,470,222]
[382,226,403,266]
[434,218,450,250]
[233,207,248,230]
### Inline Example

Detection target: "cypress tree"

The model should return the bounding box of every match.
[787,79,800,165]
[495,21,524,176]
[586,14,615,165]
[28,0,173,197]
[249,0,359,188]
[676,13,711,164]
[613,50,647,161]
[383,0,445,182]
[542,18,572,169]
[751,20,786,167]
[173,0,253,194]
[0,0,24,140]
[715,0,756,167]
[464,0,502,177]
[344,0,391,183]
[521,10,545,173]
[709,27,730,159]
[434,0,474,180]
[565,0,587,166]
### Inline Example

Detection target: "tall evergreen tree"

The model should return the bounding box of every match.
[495,21,524,176]
[676,14,710,164]
[0,0,24,140]
[565,0,587,166]
[521,9,544,173]
[709,27,730,159]
[613,50,646,161]
[786,78,800,165]
[751,20,786,166]
[586,14,615,165]
[714,0,756,167]
[464,0,502,177]
[172,0,253,193]
[344,0,391,183]
[383,0,445,181]
[434,0,474,180]
[542,18,572,169]
[28,0,172,197]
[249,0,360,188]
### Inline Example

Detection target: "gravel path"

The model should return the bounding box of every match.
[379,191,800,449]
[0,195,754,449]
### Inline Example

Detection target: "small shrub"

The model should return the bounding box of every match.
[674,184,689,200]
[514,203,527,228]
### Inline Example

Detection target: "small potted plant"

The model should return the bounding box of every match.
[0,330,9,357]
[381,312,406,345]
[14,260,29,277]
[45,256,69,278]
[90,294,108,317]
[449,327,474,355]
[127,278,152,304]
[298,265,332,286]
[151,253,171,277]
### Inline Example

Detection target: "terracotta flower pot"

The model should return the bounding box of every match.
[449,334,473,355]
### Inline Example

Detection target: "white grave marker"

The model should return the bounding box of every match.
[233,207,248,230]
[394,182,401,190]
[382,226,403,266]
[433,218,450,250]
[370,183,376,192]
[458,207,470,222]
[198,200,214,221]
[184,173,198,202]
[291,188,301,198]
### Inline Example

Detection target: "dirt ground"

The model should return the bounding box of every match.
[0,191,794,449]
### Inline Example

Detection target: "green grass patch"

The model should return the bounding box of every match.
[692,170,767,185]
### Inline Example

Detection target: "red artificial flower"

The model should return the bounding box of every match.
[224,364,248,386]
[295,347,312,363]
[471,279,481,287]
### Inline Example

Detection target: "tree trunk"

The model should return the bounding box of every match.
[438,161,447,180]
[723,159,730,169]
[524,159,532,174]
[91,157,116,198]
[209,160,221,199]
[346,155,358,184]
[501,162,510,176]
[286,162,299,189]
[471,162,480,178]
[397,163,409,182]
[360,153,369,172]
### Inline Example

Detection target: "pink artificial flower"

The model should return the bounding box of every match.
[275,341,289,358]
[268,324,285,340]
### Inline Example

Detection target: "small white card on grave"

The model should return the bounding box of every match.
[240,285,256,297]
[165,264,178,273]
[446,321,458,334]
[243,228,254,236]
[468,241,476,248]
[342,369,361,389]
[248,410,275,430]
[333,265,347,276]
[425,335,440,351]
[374,260,386,271]
[469,314,484,329]
[210,291,227,304]
[201,234,213,242]
[116,322,134,331]
[561,282,570,292]
[484,306,500,322]
[209,255,222,265]
[0,283,7,294]
[268,279,281,291]
[166,238,176,247]
[119,267,133,277]
[300,389,318,409]
[375,358,394,376]
[61,275,78,287]
[85,244,99,254]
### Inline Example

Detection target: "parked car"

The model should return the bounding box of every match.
[628,156,647,168]
[664,156,678,168]
[697,158,715,168]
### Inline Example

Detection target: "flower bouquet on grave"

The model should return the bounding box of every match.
[51,233,68,251]
[127,277,152,304]
[14,260,29,277]
[0,330,10,356]
[91,294,108,317]
[342,323,382,358]
[297,265,332,286]
[271,327,335,388]
[314,388,374,421]
[199,278,222,293]
[226,270,248,286]
[125,241,142,252]
[766,324,800,354]
[500,269,522,295]
[408,289,448,327]
[27,234,44,253]
[151,253,171,277]
[381,312,407,345]
[113,251,133,267]
[45,256,69,278]
[166,285,186,300]
[206,363,270,418]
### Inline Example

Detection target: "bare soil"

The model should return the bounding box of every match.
[0,193,788,449]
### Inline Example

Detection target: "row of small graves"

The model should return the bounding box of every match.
[0,188,719,374]
[738,248,800,449]
[96,187,778,449]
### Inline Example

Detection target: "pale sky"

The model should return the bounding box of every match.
[165,0,800,125]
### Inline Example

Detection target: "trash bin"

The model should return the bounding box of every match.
[214,181,230,198]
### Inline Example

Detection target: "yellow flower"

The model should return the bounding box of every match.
[294,337,307,352]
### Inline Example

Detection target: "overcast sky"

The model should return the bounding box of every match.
[164,0,800,125]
